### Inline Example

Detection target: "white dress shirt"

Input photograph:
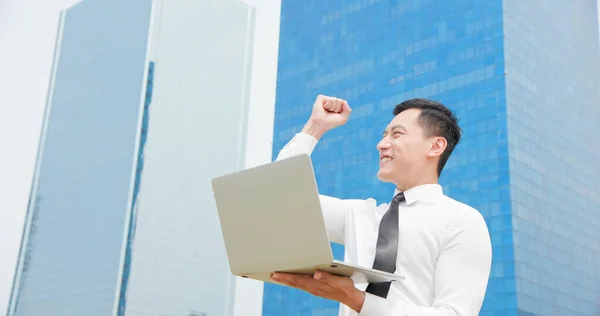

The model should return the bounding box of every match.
[276,133,493,316]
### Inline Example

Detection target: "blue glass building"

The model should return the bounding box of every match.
[264,0,600,315]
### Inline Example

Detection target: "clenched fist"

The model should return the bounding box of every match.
[302,95,352,140]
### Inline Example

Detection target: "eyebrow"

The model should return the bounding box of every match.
[383,125,407,135]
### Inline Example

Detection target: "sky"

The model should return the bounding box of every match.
[0,0,280,313]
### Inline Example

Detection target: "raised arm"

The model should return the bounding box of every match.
[358,210,492,315]
[274,95,377,245]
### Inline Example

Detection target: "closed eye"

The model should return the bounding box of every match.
[383,124,408,137]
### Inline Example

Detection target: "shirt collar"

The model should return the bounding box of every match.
[394,184,443,205]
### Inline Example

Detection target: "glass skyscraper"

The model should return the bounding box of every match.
[265,0,600,315]
[7,0,256,315]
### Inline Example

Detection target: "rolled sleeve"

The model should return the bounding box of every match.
[275,133,319,161]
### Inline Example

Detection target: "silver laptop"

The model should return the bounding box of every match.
[211,154,402,285]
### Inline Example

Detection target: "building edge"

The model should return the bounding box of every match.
[111,1,156,315]
[233,0,283,314]
[226,4,257,316]
[5,9,67,316]
[495,0,518,312]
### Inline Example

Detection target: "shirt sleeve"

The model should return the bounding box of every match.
[359,211,492,316]
[274,133,375,245]
[275,132,320,161]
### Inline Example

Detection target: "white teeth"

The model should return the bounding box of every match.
[381,157,392,163]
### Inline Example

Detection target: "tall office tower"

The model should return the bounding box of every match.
[7,0,257,315]
[265,0,600,315]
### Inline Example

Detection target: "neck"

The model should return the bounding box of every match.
[395,172,439,192]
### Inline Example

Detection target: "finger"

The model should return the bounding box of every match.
[314,271,350,289]
[315,95,328,109]
[274,273,333,291]
[271,273,306,285]
[341,101,352,117]
[272,273,344,300]
[278,279,310,292]
[342,100,351,112]
[272,274,316,293]
[332,98,343,113]
[280,273,315,288]
[314,271,335,283]
[323,98,334,111]
[272,276,303,288]
[275,277,329,298]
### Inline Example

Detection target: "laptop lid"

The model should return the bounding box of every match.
[211,154,334,276]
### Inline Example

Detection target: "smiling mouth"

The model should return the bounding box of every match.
[380,157,393,163]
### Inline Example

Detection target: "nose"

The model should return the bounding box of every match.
[377,137,391,151]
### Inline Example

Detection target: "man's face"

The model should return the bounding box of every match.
[376,108,434,183]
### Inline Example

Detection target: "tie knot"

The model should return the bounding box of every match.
[393,192,405,204]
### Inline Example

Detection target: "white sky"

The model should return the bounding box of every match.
[0,0,280,313]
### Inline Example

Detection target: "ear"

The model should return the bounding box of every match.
[427,137,447,158]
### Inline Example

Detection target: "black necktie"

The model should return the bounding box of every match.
[365,192,405,298]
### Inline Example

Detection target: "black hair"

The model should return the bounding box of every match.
[393,98,462,176]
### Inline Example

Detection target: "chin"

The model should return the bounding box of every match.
[377,170,393,182]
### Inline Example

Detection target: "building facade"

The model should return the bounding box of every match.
[7,0,257,315]
[265,0,600,315]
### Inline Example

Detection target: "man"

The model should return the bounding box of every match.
[270,95,492,316]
